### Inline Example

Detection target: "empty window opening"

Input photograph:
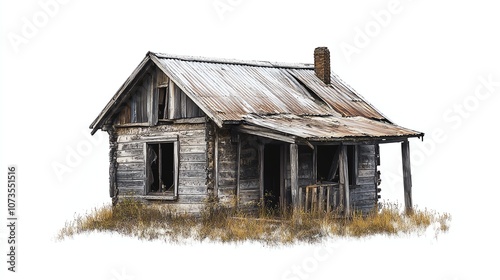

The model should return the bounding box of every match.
[316,145,357,185]
[147,143,175,194]
[317,145,340,182]
[264,144,281,209]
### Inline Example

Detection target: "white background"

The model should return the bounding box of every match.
[1,0,499,279]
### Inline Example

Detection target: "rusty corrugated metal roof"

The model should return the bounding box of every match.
[91,51,423,140]
[243,114,422,141]
[152,52,386,125]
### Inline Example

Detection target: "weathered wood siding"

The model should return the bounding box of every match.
[114,122,209,213]
[238,135,260,209]
[214,130,260,209]
[350,144,379,212]
[115,66,204,126]
[216,129,237,205]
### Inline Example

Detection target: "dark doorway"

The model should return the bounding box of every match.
[264,144,281,209]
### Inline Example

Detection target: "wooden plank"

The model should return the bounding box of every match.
[312,187,317,212]
[179,136,207,146]
[178,162,206,171]
[181,91,187,118]
[358,169,376,177]
[312,146,317,184]
[218,178,236,187]
[214,129,219,198]
[280,145,289,210]
[177,194,208,204]
[305,187,310,212]
[299,186,303,211]
[117,163,144,171]
[218,162,237,172]
[350,184,376,194]
[239,179,259,190]
[117,134,178,143]
[350,192,376,201]
[357,176,375,185]
[179,153,206,162]
[168,80,181,119]
[180,145,206,154]
[352,145,359,185]
[115,123,205,135]
[319,185,324,214]
[140,79,149,122]
[116,170,145,180]
[116,149,143,157]
[117,179,144,188]
[118,187,144,196]
[401,140,413,214]
[172,117,206,124]
[290,143,299,211]
[236,136,241,208]
[339,145,350,216]
[179,178,206,187]
[326,186,331,213]
[149,69,158,126]
[218,170,236,179]
[116,156,143,164]
[185,95,199,117]
[258,144,264,203]
[117,142,142,151]
[178,169,205,178]
[237,125,296,144]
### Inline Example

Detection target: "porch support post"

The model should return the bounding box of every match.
[401,139,413,214]
[339,145,350,216]
[290,143,299,212]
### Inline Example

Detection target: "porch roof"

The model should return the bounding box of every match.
[240,114,423,142]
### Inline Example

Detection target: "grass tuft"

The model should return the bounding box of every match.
[57,199,451,244]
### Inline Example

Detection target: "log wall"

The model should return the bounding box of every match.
[114,122,209,213]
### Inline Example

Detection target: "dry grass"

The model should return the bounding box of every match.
[57,199,451,244]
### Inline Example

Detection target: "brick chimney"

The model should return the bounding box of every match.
[314,47,331,84]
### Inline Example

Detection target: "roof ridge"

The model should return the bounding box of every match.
[149,51,314,69]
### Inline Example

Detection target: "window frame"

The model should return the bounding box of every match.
[143,136,179,200]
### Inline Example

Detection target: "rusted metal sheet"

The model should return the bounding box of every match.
[153,55,335,123]
[287,69,386,120]
[153,53,386,123]
[243,114,422,141]
[92,52,423,140]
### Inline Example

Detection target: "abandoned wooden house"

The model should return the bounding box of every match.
[90,47,423,215]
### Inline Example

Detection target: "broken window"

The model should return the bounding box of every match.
[316,145,358,186]
[146,142,178,196]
